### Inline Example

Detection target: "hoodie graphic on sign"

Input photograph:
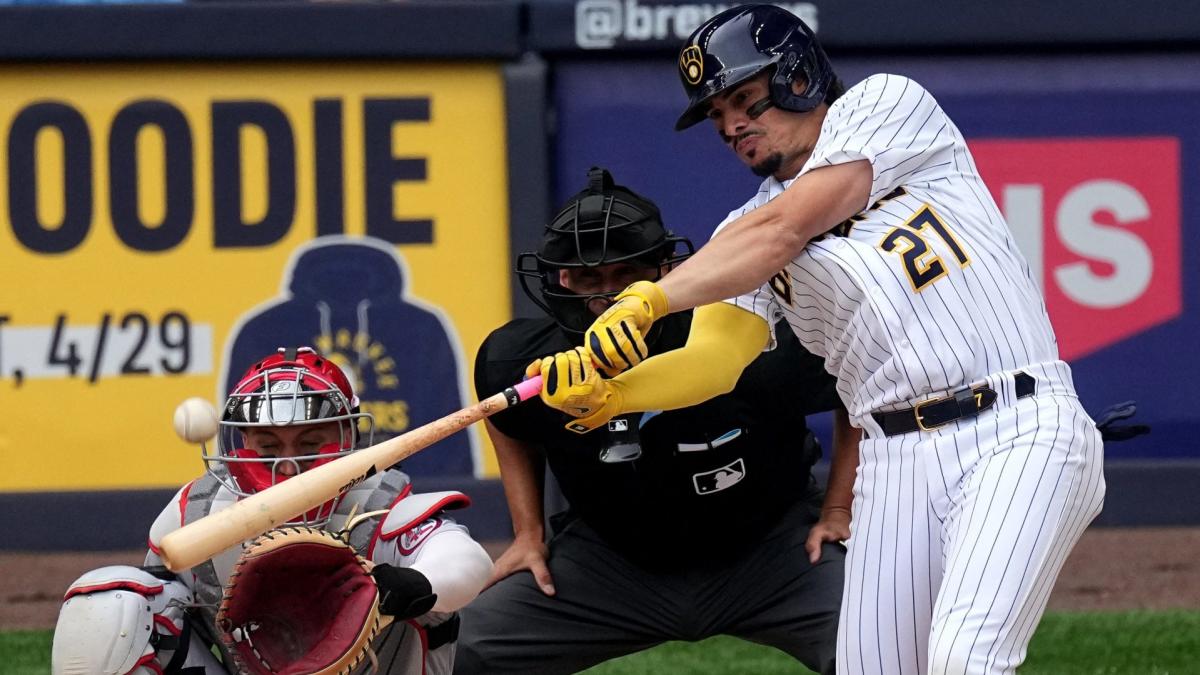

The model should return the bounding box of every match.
[222,236,477,477]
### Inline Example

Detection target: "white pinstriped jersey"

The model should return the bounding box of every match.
[721,73,1063,419]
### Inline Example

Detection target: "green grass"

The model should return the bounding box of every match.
[0,630,53,675]
[10,610,1199,674]
[1020,610,1200,674]
[581,610,1200,674]
[582,636,813,675]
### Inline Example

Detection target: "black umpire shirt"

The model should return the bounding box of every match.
[475,312,841,568]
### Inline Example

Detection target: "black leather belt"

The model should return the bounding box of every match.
[872,372,1036,437]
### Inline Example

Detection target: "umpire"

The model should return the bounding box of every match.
[454,168,850,675]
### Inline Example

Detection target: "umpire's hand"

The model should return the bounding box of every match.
[487,536,556,596]
[806,507,851,563]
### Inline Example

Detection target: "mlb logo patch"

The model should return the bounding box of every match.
[608,419,629,432]
[692,458,746,495]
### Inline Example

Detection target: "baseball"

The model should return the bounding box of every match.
[173,397,219,443]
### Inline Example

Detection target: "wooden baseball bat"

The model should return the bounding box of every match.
[159,376,543,572]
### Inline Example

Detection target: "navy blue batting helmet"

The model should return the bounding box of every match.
[675,4,836,131]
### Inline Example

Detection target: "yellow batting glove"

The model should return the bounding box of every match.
[527,347,624,434]
[584,280,668,378]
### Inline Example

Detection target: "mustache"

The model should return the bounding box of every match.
[720,129,763,146]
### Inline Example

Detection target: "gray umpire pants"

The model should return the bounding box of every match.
[453,499,843,675]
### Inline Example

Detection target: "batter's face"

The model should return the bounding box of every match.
[559,263,662,316]
[705,72,827,180]
[242,422,343,477]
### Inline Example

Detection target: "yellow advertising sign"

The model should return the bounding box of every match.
[0,62,511,490]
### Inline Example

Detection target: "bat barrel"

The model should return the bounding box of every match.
[160,450,380,570]
[159,376,542,571]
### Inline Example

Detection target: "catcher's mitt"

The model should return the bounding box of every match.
[217,526,383,675]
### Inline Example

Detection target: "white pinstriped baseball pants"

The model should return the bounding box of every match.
[837,365,1106,674]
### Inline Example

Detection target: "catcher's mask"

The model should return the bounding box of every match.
[674,4,840,131]
[517,167,693,335]
[204,347,375,527]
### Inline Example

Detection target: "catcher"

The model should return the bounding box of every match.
[51,347,494,675]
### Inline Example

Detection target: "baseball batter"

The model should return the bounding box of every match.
[540,6,1106,674]
[456,168,854,675]
[51,347,494,675]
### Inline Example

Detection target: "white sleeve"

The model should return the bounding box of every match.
[145,485,189,564]
[804,74,956,206]
[405,522,493,613]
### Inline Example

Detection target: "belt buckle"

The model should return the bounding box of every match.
[913,395,951,432]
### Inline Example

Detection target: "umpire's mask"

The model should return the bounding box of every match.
[517,167,694,336]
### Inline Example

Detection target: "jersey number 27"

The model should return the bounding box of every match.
[879,206,971,292]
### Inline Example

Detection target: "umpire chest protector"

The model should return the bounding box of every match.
[477,313,839,564]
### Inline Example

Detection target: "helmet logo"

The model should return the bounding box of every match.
[679,45,703,85]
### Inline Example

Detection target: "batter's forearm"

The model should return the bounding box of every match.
[658,218,805,312]
[658,161,873,313]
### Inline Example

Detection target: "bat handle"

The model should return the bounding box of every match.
[511,375,543,403]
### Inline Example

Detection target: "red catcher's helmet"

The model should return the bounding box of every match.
[203,347,374,527]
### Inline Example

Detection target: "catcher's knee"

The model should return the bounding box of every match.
[51,565,209,675]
